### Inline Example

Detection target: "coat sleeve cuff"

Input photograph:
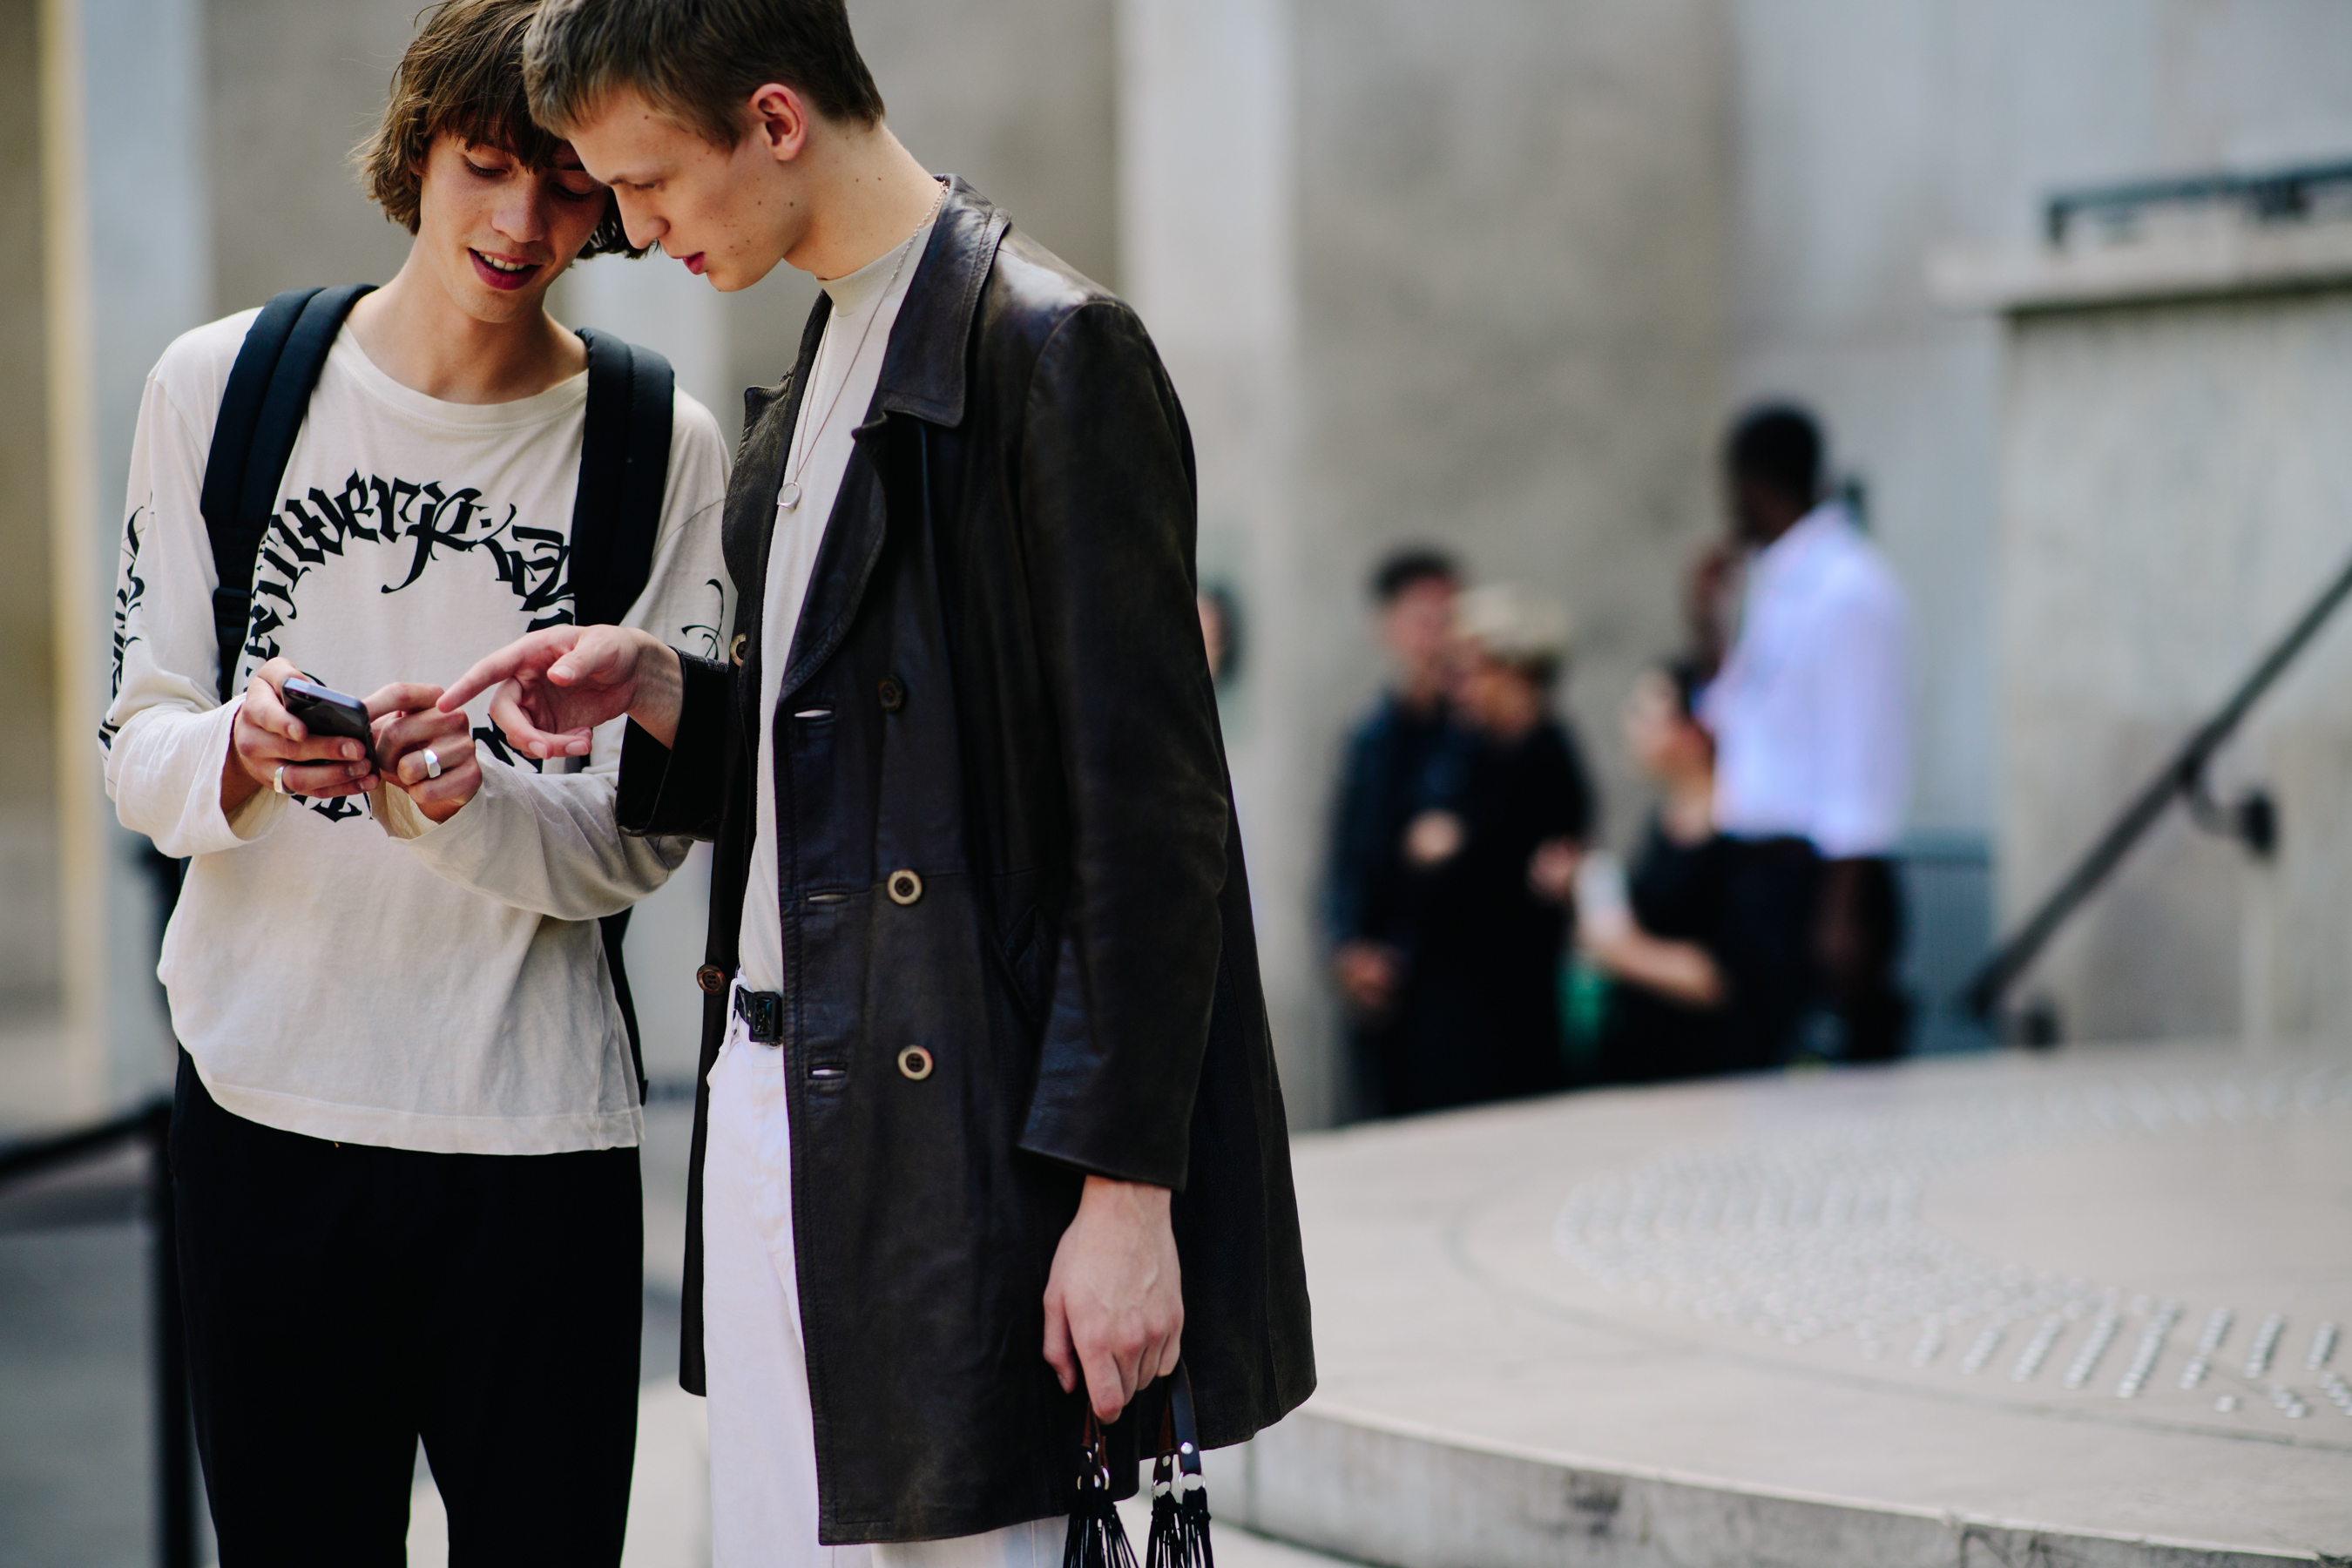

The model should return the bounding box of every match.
[1018,993,1199,1189]
[616,652,731,840]
[1017,1118,1191,1191]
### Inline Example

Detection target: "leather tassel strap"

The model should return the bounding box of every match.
[1146,1366,1212,1568]
[1062,1411,1139,1568]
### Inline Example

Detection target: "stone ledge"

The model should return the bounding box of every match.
[1930,221,2352,314]
[1233,1406,2327,1568]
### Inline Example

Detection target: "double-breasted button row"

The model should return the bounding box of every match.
[877,675,907,713]
[897,1045,935,1080]
[696,963,727,994]
[886,869,923,906]
[729,634,748,666]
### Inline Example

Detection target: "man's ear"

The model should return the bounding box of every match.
[747,83,810,164]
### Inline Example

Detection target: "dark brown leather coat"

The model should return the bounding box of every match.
[615,179,1315,1544]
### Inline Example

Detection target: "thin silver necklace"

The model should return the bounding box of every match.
[777,183,945,512]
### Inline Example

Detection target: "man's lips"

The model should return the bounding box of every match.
[470,249,541,291]
[681,253,707,276]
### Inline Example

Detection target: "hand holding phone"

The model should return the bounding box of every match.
[280,677,375,748]
[224,659,379,808]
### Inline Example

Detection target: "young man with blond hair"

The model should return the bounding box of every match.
[441,1,1315,1560]
[101,0,728,1556]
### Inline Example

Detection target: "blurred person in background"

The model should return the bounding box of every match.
[95,0,730,1558]
[1578,660,1732,1082]
[1385,584,1595,1113]
[1324,547,1460,1117]
[1700,403,1912,1066]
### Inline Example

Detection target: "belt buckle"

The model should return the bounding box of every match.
[733,988,783,1044]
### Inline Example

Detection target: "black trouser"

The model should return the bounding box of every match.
[170,1054,642,1566]
[1717,840,1909,1068]
[1822,855,1910,1063]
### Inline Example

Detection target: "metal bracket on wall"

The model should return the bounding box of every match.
[2185,768,2277,860]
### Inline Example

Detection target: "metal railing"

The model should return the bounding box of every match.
[0,1098,199,1568]
[1962,537,2352,1030]
[2045,159,2352,246]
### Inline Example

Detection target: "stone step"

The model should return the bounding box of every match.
[1233,1041,2352,1568]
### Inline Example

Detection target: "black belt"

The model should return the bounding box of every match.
[733,987,783,1044]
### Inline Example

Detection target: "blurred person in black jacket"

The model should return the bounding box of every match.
[1579,661,1734,1083]
[1323,547,1460,1116]
[1385,585,1595,1114]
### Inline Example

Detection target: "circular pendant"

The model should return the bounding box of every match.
[778,480,802,510]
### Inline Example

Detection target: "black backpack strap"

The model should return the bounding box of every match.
[571,328,676,1105]
[571,328,675,627]
[199,285,375,701]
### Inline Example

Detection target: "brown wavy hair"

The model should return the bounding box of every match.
[353,0,643,257]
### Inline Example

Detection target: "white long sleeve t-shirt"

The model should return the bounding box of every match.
[101,309,731,1154]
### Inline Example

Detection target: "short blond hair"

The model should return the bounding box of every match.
[352,0,640,257]
[524,0,885,148]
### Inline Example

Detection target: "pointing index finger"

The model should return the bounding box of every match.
[364,683,445,721]
[439,647,526,713]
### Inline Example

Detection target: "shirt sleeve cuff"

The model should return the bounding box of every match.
[371,781,437,842]
[388,761,506,872]
[223,781,287,841]
[209,697,287,846]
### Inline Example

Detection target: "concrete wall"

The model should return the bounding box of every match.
[1725,0,2352,843]
[1124,0,1732,1123]
[0,0,58,1020]
[1998,280,2352,1045]
[203,0,413,313]
[1292,0,1730,842]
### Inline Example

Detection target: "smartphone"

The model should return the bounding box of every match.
[280,677,374,748]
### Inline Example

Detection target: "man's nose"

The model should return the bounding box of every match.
[615,190,663,252]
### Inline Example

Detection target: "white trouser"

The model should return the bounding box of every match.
[703,984,1064,1568]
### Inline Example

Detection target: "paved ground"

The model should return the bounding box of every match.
[1,1102,1340,1567]
[0,1217,172,1566]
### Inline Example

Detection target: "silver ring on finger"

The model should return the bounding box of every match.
[273,764,287,795]
[422,747,442,781]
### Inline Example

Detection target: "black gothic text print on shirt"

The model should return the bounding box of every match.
[253,472,573,820]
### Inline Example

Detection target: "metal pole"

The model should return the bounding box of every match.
[147,1103,197,1568]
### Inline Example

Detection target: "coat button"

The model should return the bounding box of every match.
[729,634,748,666]
[877,675,906,713]
[897,1045,935,1081]
[885,869,923,906]
[696,964,726,994]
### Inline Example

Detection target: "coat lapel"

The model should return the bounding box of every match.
[766,179,1011,707]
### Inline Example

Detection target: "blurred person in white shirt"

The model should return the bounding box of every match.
[1699,404,1912,1064]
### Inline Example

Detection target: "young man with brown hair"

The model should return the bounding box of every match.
[100,0,729,1557]
[441,1,1315,1560]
